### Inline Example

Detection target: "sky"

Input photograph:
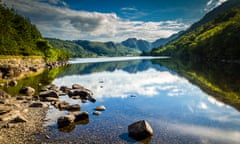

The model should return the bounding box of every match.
[3,0,228,42]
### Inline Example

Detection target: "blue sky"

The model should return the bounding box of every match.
[4,0,228,42]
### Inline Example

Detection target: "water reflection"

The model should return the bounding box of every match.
[43,58,240,144]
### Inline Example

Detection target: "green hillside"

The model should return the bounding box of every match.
[151,4,240,62]
[47,38,141,58]
[0,4,70,61]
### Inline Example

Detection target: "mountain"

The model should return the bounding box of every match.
[46,38,141,58]
[121,33,181,52]
[121,38,151,51]
[151,32,183,48]
[0,3,70,61]
[151,0,240,62]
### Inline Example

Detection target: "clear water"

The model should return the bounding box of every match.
[43,57,240,144]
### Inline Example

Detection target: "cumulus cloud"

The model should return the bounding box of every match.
[4,0,189,42]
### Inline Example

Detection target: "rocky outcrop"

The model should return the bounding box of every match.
[128,120,153,140]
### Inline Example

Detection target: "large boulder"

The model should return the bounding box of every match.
[128,120,153,140]
[19,86,35,96]
[57,115,75,128]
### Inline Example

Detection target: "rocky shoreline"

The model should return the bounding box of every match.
[0,57,69,143]
[0,57,68,81]
[0,79,101,143]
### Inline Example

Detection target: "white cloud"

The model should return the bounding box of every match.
[4,0,189,42]
[205,0,228,11]
[121,7,138,11]
[53,68,188,99]
[165,122,240,144]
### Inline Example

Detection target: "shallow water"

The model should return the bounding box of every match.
[43,57,240,144]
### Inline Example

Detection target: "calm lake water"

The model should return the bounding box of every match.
[41,57,240,144]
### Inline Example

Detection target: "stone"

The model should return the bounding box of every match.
[72,84,83,89]
[60,86,71,93]
[93,111,101,115]
[47,84,58,91]
[19,86,35,96]
[41,97,59,102]
[39,90,59,98]
[72,111,89,122]
[57,115,75,128]
[53,101,70,110]
[29,102,48,108]
[68,89,89,98]
[10,115,28,123]
[94,105,106,111]
[66,104,80,111]
[88,95,96,103]
[128,120,153,140]
[8,80,17,87]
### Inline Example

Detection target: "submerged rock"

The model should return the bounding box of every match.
[94,105,106,111]
[128,120,153,140]
[93,111,101,115]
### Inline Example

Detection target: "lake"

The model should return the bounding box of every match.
[39,57,240,143]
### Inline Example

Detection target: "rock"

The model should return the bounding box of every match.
[128,120,153,140]
[88,95,96,103]
[57,90,67,96]
[93,111,101,115]
[19,86,35,96]
[59,86,71,93]
[8,80,17,87]
[29,102,48,108]
[39,90,59,98]
[72,111,89,122]
[47,84,58,91]
[66,104,80,111]
[10,115,28,123]
[68,89,89,98]
[40,97,59,102]
[53,101,70,110]
[94,105,106,111]
[57,115,75,128]
[72,84,83,89]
